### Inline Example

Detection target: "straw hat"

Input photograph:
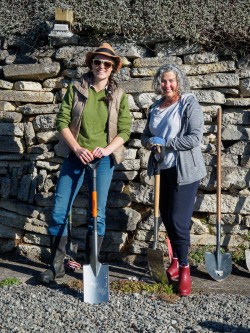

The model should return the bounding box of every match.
[85,42,122,73]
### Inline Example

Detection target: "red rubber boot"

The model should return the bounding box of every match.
[166,258,179,281]
[178,264,191,296]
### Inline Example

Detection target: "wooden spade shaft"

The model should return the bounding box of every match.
[153,174,160,250]
[205,108,232,281]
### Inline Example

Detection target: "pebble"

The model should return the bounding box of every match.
[0,284,249,332]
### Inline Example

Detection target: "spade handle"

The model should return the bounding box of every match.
[217,108,222,224]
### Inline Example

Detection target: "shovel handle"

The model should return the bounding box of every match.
[152,145,165,175]
[154,174,160,218]
[92,191,97,218]
[153,173,160,250]
[217,108,222,223]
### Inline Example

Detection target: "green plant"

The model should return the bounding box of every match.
[189,245,214,265]
[111,280,174,295]
[0,277,21,288]
[231,246,247,265]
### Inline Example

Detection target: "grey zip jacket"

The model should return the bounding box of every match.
[141,94,207,185]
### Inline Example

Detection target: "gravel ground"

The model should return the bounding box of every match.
[0,283,249,333]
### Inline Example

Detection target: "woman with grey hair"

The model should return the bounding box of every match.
[141,63,206,296]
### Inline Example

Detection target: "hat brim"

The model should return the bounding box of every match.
[85,51,122,73]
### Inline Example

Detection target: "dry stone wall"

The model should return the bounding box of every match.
[0,36,249,264]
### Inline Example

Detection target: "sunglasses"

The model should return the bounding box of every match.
[92,59,113,69]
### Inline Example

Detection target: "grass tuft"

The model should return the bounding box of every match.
[0,277,21,288]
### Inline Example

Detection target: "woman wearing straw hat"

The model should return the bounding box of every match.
[40,43,131,284]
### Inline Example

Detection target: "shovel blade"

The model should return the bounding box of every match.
[83,263,109,304]
[205,252,232,281]
[147,248,168,284]
[245,250,250,271]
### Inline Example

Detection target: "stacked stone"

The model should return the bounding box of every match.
[0,38,249,263]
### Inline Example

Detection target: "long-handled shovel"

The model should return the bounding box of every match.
[147,146,168,284]
[83,160,109,304]
[205,108,232,281]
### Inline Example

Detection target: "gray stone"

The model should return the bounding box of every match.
[188,73,239,89]
[0,209,27,228]
[0,79,13,89]
[14,81,43,91]
[241,155,250,167]
[184,52,219,64]
[0,136,24,153]
[115,67,131,82]
[208,213,241,225]
[24,122,36,147]
[24,218,49,235]
[191,90,226,104]
[17,175,32,201]
[75,67,90,79]
[128,138,143,148]
[0,50,9,61]
[36,161,60,171]
[131,67,158,78]
[134,93,157,109]
[237,68,250,79]
[23,233,50,246]
[0,101,16,111]
[113,43,149,59]
[49,35,80,47]
[0,123,24,136]
[0,239,16,253]
[132,119,147,133]
[107,192,131,207]
[129,182,153,205]
[0,199,39,218]
[106,207,141,231]
[237,55,250,69]
[61,68,77,78]
[134,229,166,242]
[133,56,182,67]
[0,111,22,123]
[33,114,57,131]
[115,159,140,171]
[225,98,250,106]
[190,217,209,234]
[0,224,23,239]
[3,62,60,80]
[0,90,54,103]
[239,78,250,97]
[222,125,250,140]
[227,141,250,155]
[195,194,250,214]
[119,79,153,93]
[112,170,138,181]
[36,130,59,144]
[17,103,59,115]
[216,88,239,96]
[0,177,10,198]
[42,77,70,89]
[55,46,91,61]
[223,108,250,125]
[182,61,235,75]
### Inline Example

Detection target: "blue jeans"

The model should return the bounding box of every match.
[48,152,114,237]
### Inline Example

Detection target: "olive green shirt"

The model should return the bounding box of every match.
[56,84,131,151]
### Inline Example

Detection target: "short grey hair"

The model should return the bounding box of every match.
[152,63,190,95]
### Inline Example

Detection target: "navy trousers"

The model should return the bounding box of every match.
[159,166,199,265]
